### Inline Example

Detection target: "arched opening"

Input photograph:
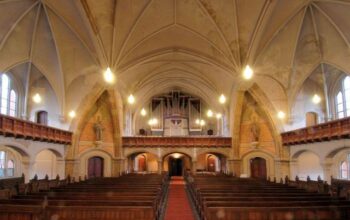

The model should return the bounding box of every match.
[207,155,216,172]
[163,153,191,177]
[88,156,104,178]
[36,111,48,125]
[33,150,58,179]
[127,152,158,173]
[306,112,318,127]
[250,157,267,179]
[294,150,323,180]
[135,154,147,172]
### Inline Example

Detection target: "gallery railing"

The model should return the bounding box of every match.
[122,136,232,148]
[0,114,72,144]
[281,117,350,146]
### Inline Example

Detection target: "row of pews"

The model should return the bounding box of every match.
[0,173,168,220]
[187,174,350,220]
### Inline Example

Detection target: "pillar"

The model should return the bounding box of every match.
[157,159,163,174]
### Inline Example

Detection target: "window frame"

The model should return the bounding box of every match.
[0,150,16,178]
[0,74,18,117]
[335,76,350,119]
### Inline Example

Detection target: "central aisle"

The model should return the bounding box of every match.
[164,176,196,220]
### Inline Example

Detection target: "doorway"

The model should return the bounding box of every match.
[169,158,183,176]
[250,157,267,179]
[137,155,146,172]
[88,156,104,178]
[207,155,216,172]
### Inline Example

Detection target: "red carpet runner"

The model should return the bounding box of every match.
[164,176,196,220]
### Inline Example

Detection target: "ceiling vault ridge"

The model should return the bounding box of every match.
[111,0,118,67]
[42,2,99,65]
[246,0,272,65]
[254,2,309,65]
[116,23,175,66]
[287,6,308,90]
[0,1,39,53]
[117,47,235,77]
[312,2,350,49]
[232,0,241,67]
[309,4,323,61]
[175,23,236,68]
[42,4,66,113]
[194,0,238,69]
[314,0,350,6]
[114,0,155,69]
[80,0,109,68]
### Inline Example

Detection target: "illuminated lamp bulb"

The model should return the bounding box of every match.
[216,113,222,119]
[200,119,205,126]
[68,110,76,119]
[207,110,213,117]
[127,94,135,104]
[140,108,147,116]
[32,93,42,103]
[195,119,200,125]
[103,67,115,84]
[219,94,226,104]
[277,111,286,119]
[312,94,321,104]
[243,65,254,80]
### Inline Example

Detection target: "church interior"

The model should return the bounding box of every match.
[0,0,350,219]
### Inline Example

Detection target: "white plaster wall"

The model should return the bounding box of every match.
[33,150,57,179]
[289,139,350,182]
[294,151,323,181]
[0,136,65,182]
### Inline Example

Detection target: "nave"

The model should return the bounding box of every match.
[0,172,350,220]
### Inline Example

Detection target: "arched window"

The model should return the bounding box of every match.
[340,153,350,180]
[340,161,348,179]
[0,150,16,178]
[0,74,17,117]
[336,92,344,118]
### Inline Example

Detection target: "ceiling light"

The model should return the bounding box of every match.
[32,93,42,103]
[200,119,205,126]
[195,119,200,125]
[207,110,213,117]
[312,94,321,104]
[216,113,222,119]
[140,108,147,116]
[127,94,135,104]
[277,111,286,119]
[68,110,76,119]
[219,94,226,104]
[148,118,158,126]
[103,67,115,84]
[243,65,254,80]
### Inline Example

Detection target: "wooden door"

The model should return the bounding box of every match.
[37,111,48,125]
[88,156,104,178]
[138,155,146,172]
[250,157,266,179]
[207,155,216,172]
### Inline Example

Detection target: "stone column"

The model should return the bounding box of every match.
[157,159,163,174]
[321,161,333,183]
[112,158,125,177]
[227,159,241,176]
[192,160,197,173]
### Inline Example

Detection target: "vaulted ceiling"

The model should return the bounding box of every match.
[0,0,350,122]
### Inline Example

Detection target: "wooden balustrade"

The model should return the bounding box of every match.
[122,136,232,148]
[0,114,72,144]
[281,117,350,146]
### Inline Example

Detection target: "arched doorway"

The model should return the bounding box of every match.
[250,157,266,179]
[169,157,183,176]
[88,156,104,178]
[163,153,191,176]
[207,155,216,172]
[36,111,48,125]
[136,154,146,172]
